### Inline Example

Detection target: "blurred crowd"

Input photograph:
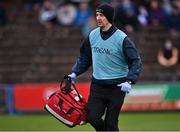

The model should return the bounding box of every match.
[0,0,7,26]
[1,0,180,36]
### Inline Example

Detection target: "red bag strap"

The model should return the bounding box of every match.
[58,99,75,115]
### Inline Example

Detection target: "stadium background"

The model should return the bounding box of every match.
[0,0,180,131]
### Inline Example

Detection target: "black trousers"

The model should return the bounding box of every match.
[87,83,126,131]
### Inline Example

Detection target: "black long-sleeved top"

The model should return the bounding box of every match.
[72,25,142,85]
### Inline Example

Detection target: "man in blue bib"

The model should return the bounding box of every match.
[68,3,142,131]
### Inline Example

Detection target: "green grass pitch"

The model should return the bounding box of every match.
[0,112,180,131]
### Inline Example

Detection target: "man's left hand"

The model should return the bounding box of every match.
[117,82,132,93]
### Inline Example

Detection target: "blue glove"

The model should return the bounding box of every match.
[68,72,77,84]
[117,82,132,94]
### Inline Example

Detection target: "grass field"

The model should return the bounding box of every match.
[0,112,180,131]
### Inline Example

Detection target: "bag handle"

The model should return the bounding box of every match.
[60,75,71,93]
[60,75,83,102]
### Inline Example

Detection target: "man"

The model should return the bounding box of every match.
[68,3,142,131]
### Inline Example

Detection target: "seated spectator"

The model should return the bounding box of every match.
[157,39,179,81]
[135,0,150,8]
[39,0,57,29]
[74,1,93,28]
[114,0,139,33]
[172,0,180,11]
[25,0,43,13]
[71,0,91,3]
[162,0,172,16]
[149,0,165,26]
[164,5,180,35]
[82,16,97,37]
[56,2,77,26]
[137,5,149,27]
[157,39,178,67]
[0,0,7,26]
[111,0,119,8]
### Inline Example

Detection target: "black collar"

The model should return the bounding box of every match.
[100,25,118,40]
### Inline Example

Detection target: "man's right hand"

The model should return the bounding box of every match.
[68,72,77,84]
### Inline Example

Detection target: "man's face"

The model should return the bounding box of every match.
[96,12,109,29]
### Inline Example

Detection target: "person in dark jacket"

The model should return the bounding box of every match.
[68,3,142,131]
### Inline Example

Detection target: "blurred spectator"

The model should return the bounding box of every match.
[162,0,172,16]
[56,2,77,26]
[172,0,180,11]
[137,5,149,27]
[149,0,165,26]
[74,2,93,27]
[111,0,119,8]
[164,5,180,34]
[39,0,57,29]
[157,39,178,67]
[71,0,91,3]
[114,0,139,33]
[82,15,97,37]
[157,39,179,81]
[136,0,149,8]
[74,1,93,35]
[112,0,121,27]
[0,0,7,26]
[25,0,43,13]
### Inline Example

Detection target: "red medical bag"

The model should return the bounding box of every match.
[44,76,87,127]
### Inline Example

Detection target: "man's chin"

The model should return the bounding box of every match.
[98,24,103,28]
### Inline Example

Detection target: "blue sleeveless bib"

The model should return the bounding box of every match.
[89,27,128,79]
